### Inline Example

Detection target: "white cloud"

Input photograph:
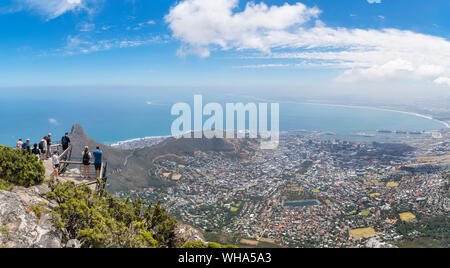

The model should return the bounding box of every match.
[336,60,445,82]
[10,0,92,20]
[434,77,450,86]
[166,0,450,84]
[77,22,95,32]
[165,0,320,57]
[61,35,166,55]
[48,118,58,125]
[233,64,290,69]
[367,0,382,4]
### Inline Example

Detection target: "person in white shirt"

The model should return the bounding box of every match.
[16,139,23,149]
[39,137,48,160]
[52,151,60,181]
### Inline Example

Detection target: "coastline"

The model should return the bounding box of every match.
[240,95,450,130]
[106,99,449,147]
[301,102,450,129]
[109,135,171,147]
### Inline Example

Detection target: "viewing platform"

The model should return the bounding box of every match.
[44,144,108,193]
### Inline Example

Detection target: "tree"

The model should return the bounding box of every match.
[0,145,44,187]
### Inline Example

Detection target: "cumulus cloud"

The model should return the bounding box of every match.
[166,0,450,84]
[434,77,450,86]
[48,118,58,125]
[165,0,320,57]
[367,0,382,4]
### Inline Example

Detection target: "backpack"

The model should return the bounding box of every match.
[39,140,45,150]
[62,136,69,146]
[83,152,91,165]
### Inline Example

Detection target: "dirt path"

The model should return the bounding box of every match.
[151,154,183,164]
[123,153,133,167]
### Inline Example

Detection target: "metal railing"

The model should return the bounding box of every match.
[56,145,108,195]
[50,144,72,174]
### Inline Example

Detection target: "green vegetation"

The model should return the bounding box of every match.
[395,216,449,248]
[45,181,179,248]
[397,237,445,248]
[182,240,238,249]
[30,205,42,218]
[203,232,280,248]
[283,190,315,201]
[0,226,10,237]
[296,160,314,175]
[0,179,14,191]
[182,240,208,248]
[0,145,44,188]
[359,210,370,216]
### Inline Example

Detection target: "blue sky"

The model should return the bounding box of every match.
[0,0,450,91]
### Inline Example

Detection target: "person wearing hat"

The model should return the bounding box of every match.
[22,139,31,153]
[39,136,48,160]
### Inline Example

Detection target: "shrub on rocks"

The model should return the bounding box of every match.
[0,145,45,187]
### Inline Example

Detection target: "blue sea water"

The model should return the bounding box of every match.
[0,88,446,147]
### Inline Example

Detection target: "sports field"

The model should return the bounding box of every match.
[399,212,416,222]
[350,227,377,240]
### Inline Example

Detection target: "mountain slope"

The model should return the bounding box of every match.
[69,125,257,192]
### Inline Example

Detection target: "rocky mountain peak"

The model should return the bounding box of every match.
[70,124,88,139]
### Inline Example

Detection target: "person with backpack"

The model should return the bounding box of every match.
[32,144,41,160]
[22,139,31,153]
[82,146,92,179]
[93,146,103,179]
[61,132,71,152]
[39,137,47,160]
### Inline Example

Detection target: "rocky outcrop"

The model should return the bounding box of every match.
[365,237,397,248]
[0,185,205,248]
[176,224,206,245]
[0,188,62,248]
[0,183,206,248]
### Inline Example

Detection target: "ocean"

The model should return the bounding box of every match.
[0,87,447,147]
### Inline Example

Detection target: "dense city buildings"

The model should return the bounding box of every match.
[116,130,449,248]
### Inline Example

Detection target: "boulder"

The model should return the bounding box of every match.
[0,190,62,248]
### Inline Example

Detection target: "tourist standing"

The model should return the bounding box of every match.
[31,144,41,160]
[46,133,52,158]
[52,151,60,182]
[39,137,47,160]
[22,139,31,153]
[16,139,23,149]
[93,146,103,179]
[61,132,71,152]
[82,146,92,179]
